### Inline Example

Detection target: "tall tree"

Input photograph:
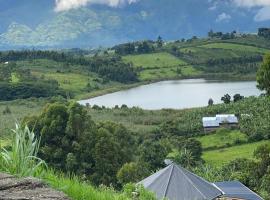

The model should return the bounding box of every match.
[157,36,163,48]
[257,53,270,95]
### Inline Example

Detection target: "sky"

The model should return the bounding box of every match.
[53,0,270,22]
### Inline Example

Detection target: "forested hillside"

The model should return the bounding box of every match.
[0,33,269,101]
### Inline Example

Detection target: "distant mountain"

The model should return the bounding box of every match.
[0,0,269,49]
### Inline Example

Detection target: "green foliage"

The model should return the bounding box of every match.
[0,98,46,137]
[0,124,46,177]
[257,53,270,95]
[25,102,135,187]
[173,149,198,169]
[0,81,64,101]
[138,140,168,171]
[122,183,157,200]
[2,105,11,115]
[117,162,150,185]
[43,169,156,200]
[156,36,163,48]
[202,140,269,167]
[221,94,231,104]
[196,129,248,150]
[233,94,244,102]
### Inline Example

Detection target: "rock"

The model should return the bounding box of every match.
[0,173,70,200]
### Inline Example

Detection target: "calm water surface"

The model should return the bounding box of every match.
[79,79,261,110]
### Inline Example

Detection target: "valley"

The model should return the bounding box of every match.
[0,32,270,199]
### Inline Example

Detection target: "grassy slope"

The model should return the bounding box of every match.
[43,170,127,200]
[123,52,200,81]
[15,59,126,100]
[203,140,270,167]
[200,43,268,54]
[196,130,248,149]
[0,99,46,138]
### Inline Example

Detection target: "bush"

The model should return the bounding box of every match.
[2,105,11,115]
[0,124,46,177]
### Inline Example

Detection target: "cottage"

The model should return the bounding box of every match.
[203,114,238,132]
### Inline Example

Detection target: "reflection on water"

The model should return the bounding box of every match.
[79,79,261,110]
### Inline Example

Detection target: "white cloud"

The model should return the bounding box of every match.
[216,12,231,22]
[232,0,270,21]
[55,0,138,12]
[254,6,270,21]
[233,0,270,7]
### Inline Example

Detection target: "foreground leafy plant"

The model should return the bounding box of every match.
[0,123,46,177]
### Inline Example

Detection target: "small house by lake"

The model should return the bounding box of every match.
[203,114,239,132]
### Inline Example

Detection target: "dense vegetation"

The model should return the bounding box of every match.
[1,33,270,199]
[0,33,269,101]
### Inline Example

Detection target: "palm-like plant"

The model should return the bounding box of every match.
[0,123,46,177]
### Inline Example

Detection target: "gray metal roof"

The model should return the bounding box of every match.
[202,117,220,128]
[216,114,238,124]
[138,163,222,200]
[214,181,264,200]
[202,114,238,128]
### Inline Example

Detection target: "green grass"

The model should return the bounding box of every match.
[0,99,47,138]
[43,170,127,200]
[200,43,268,54]
[202,140,270,167]
[123,52,187,69]
[123,53,199,81]
[196,129,248,149]
[34,72,90,94]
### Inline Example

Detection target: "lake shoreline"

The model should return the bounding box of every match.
[79,78,260,110]
[77,73,257,102]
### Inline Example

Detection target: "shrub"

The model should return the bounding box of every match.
[2,105,11,115]
[0,124,46,177]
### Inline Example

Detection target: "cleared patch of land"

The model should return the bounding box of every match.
[202,140,270,167]
[200,43,268,54]
[196,130,248,150]
[123,53,199,81]
[123,52,187,69]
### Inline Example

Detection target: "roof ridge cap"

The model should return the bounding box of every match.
[163,164,174,198]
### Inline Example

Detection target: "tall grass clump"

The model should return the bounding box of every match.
[42,169,156,200]
[0,123,46,177]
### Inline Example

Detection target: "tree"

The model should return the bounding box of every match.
[183,138,203,161]
[117,162,150,185]
[138,41,153,54]
[0,65,12,82]
[208,29,214,38]
[257,53,270,95]
[139,140,168,171]
[24,102,97,175]
[92,128,122,186]
[233,94,244,102]
[208,98,214,106]
[157,36,163,48]
[174,149,197,169]
[221,94,231,104]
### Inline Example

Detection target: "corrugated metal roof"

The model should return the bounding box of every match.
[216,114,238,124]
[202,114,238,128]
[138,163,222,200]
[214,181,264,200]
[202,117,220,128]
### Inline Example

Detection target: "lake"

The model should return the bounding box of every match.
[79,79,262,110]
